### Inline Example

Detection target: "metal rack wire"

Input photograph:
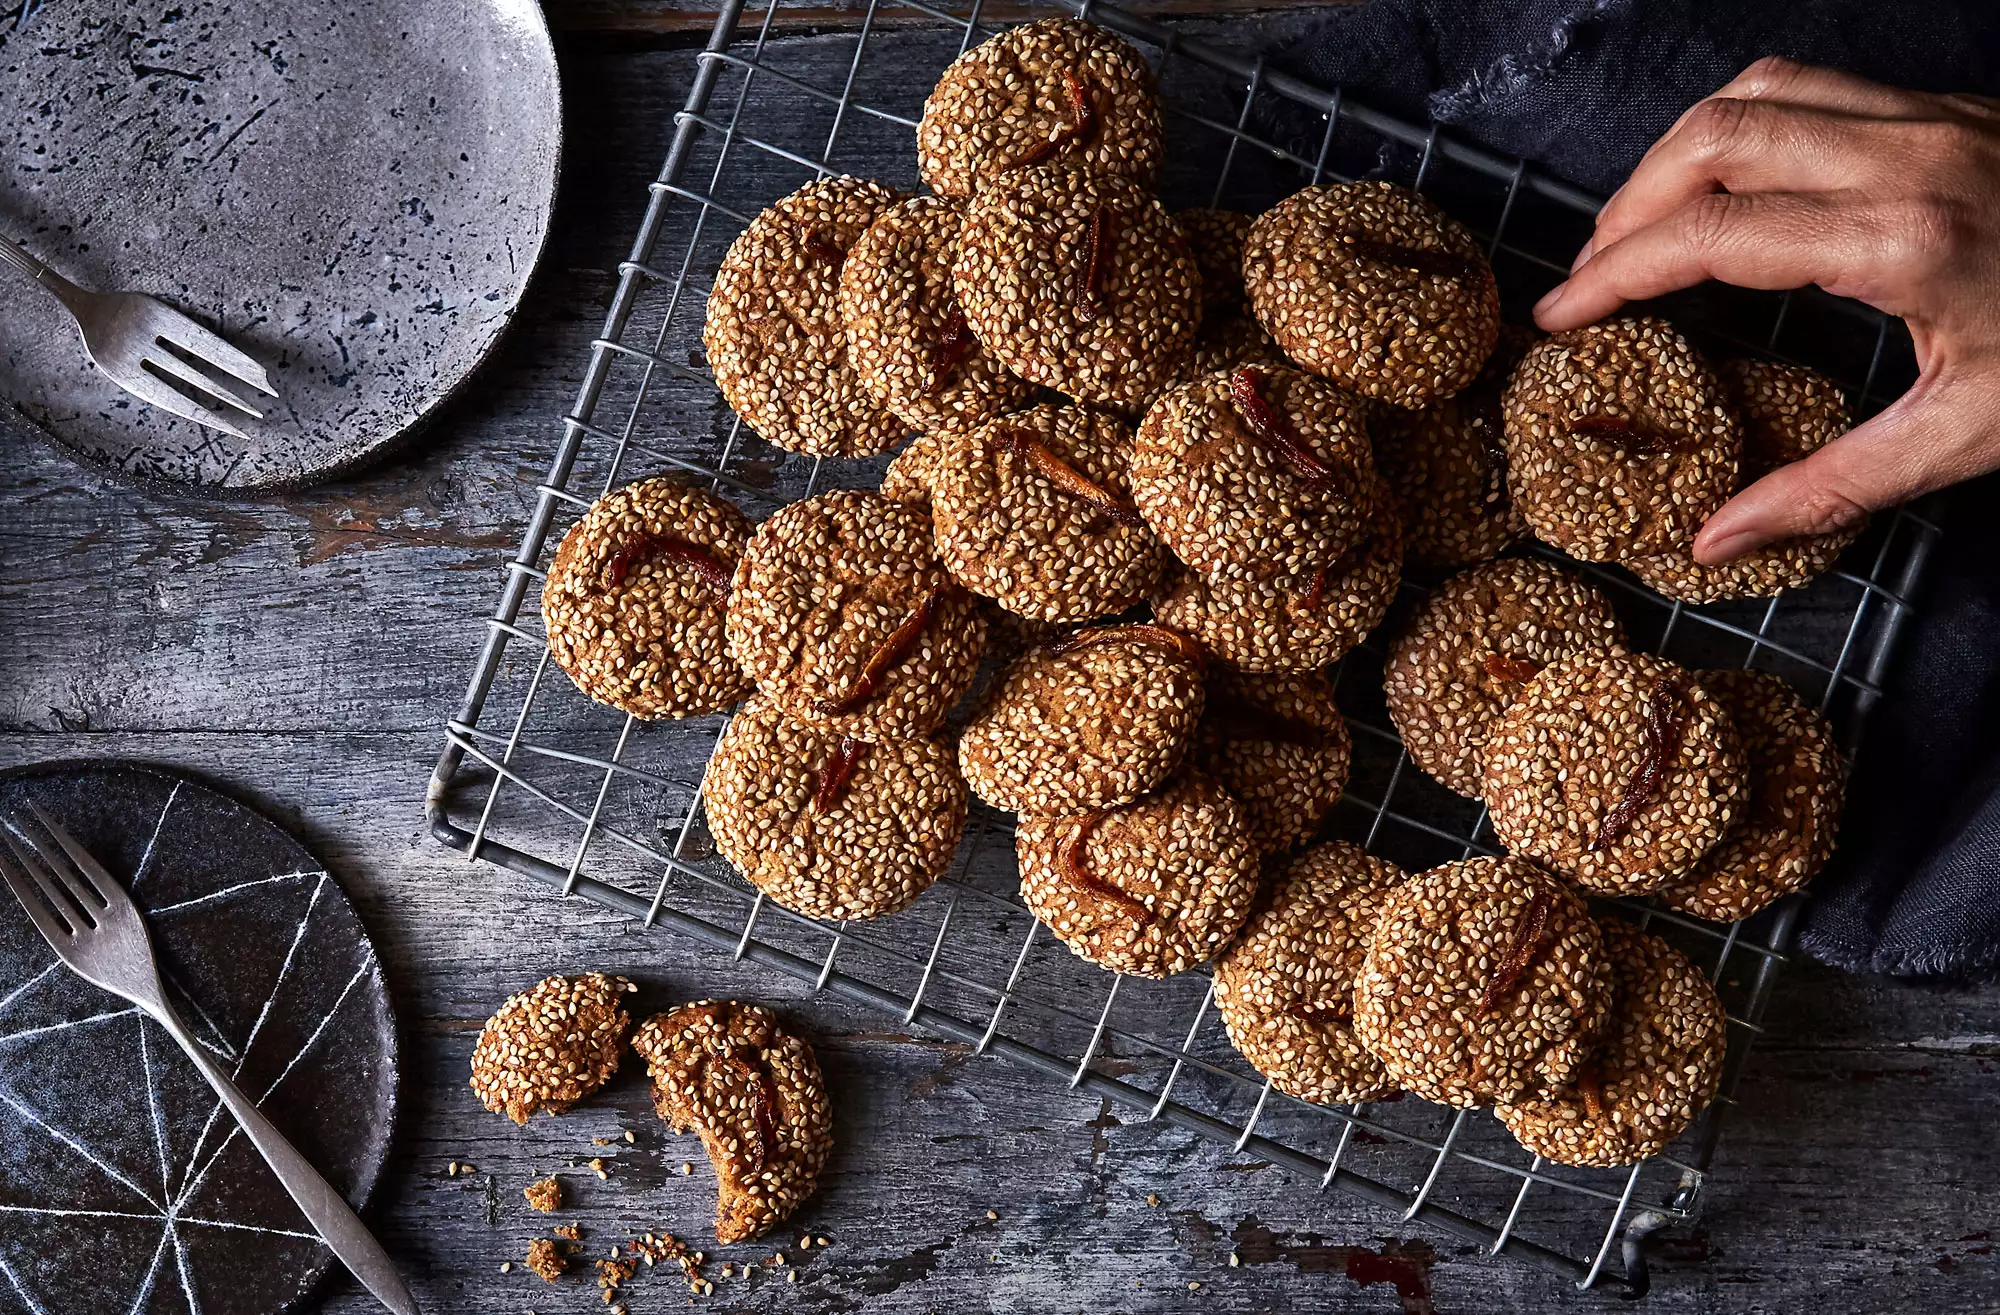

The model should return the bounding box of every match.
[425,0,1940,1295]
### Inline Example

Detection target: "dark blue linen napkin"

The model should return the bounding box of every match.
[1280,0,2000,979]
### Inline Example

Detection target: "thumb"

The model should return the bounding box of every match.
[1692,368,2000,565]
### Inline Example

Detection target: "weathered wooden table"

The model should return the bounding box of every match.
[4,2,1999,1311]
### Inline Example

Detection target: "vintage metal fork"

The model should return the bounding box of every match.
[0,231,278,440]
[0,802,418,1315]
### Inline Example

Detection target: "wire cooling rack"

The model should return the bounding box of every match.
[426,0,1940,1295]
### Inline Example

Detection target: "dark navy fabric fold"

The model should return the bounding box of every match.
[1279,0,2000,979]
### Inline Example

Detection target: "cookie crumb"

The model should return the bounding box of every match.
[524,1177,563,1213]
[985,1210,999,1222]
[1145,1193,1161,1207]
[590,1157,608,1180]
[526,1239,568,1282]
[554,1225,583,1242]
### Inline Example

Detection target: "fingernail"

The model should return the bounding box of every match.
[1694,529,1760,567]
[1533,283,1567,317]
[1569,239,1594,272]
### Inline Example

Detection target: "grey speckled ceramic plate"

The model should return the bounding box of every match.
[0,0,559,491]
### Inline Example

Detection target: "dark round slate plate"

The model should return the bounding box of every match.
[0,0,560,491]
[0,762,397,1315]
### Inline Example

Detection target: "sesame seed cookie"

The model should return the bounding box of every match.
[955,164,1200,413]
[470,973,636,1124]
[1242,181,1500,409]
[631,1001,833,1244]
[543,477,755,719]
[1016,769,1258,977]
[1212,841,1406,1105]
[957,622,1205,814]
[1186,312,1287,381]
[880,430,946,510]
[1193,667,1351,858]
[1151,481,1403,673]
[726,490,987,741]
[1656,669,1843,923]
[705,175,908,458]
[1482,652,1749,895]
[928,403,1164,622]
[1383,557,1626,797]
[1626,359,1862,601]
[1353,857,1613,1106]
[703,697,966,921]
[917,17,1164,201]
[1372,325,1537,573]
[1133,365,1375,585]
[1497,918,1726,1166]
[1177,207,1255,319]
[839,194,1036,435]
[1502,316,1740,561]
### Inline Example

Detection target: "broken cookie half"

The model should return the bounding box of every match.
[632,1000,833,1243]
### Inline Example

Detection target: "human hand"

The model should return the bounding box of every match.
[1531,57,2000,565]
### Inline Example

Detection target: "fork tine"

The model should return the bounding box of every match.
[0,827,92,931]
[26,802,121,905]
[5,818,105,913]
[152,314,278,397]
[113,368,255,441]
[0,845,76,945]
[141,347,266,420]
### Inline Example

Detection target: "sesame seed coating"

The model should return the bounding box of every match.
[916,17,1164,200]
[1133,366,1375,585]
[1353,857,1613,1106]
[726,490,987,742]
[1242,181,1499,409]
[542,477,754,720]
[955,165,1201,413]
[631,1001,833,1245]
[880,430,947,511]
[1183,312,1287,383]
[1212,841,1406,1105]
[1626,359,1862,601]
[839,194,1036,434]
[1176,208,1255,319]
[957,622,1205,814]
[1151,481,1403,673]
[1015,769,1258,977]
[703,697,967,921]
[1383,557,1626,797]
[1482,652,1749,894]
[1502,316,1740,561]
[705,175,909,457]
[1496,918,1726,1166]
[469,973,636,1125]
[1192,666,1351,859]
[1656,669,1843,922]
[1373,325,1537,573]
[930,403,1165,622]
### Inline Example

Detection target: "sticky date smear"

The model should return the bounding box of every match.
[800,225,847,270]
[1575,1065,1607,1120]
[1284,997,1352,1026]
[1014,69,1100,168]
[1004,429,1143,526]
[1072,207,1112,323]
[1048,623,1204,664]
[1345,236,1484,285]
[1587,674,1690,853]
[815,584,953,716]
[1207,692,1327,749]
[1474,889,1554,1018]
[925,304,974,397]
[1229,368,1347,493]
[602,534,733,596]
[809,738,870,816]
[718,1050,779,1172]
[1481,653,1543,684]
[1058,810,1155,927]
[1568,414,1683,455]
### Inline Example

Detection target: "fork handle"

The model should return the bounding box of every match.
[148,998,421,1315]
[0,231,86,304]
